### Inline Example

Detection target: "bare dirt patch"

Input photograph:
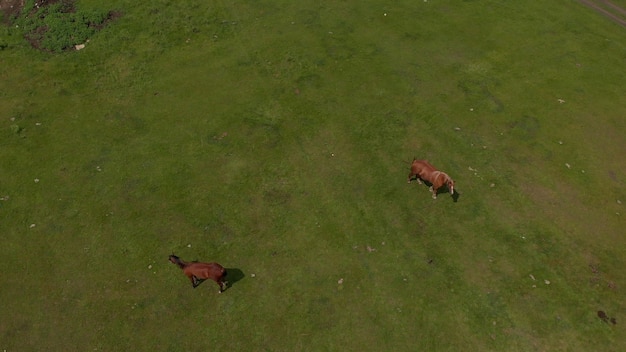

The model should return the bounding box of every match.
[0,0,24,24]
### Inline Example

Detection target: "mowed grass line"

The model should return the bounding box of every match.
[1,0,625,350]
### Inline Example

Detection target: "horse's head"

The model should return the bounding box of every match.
[168,254,180,263]
[447,177,455,195]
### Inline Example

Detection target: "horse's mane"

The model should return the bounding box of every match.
[442,173,455,188]
[432,171,453,184]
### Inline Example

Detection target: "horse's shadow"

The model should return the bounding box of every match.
[437,188,460,202]
[224,268,245,290]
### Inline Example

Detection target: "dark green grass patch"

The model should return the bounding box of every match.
[14,0,115,52]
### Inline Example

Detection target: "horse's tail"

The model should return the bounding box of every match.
[169,254,188,269]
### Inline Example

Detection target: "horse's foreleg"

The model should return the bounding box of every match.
[429,186,437,199]
[218,280,226,293]
[410,174,423,184]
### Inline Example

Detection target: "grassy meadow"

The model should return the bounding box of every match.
[1,0,625,350]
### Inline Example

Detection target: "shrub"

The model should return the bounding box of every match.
[17,0,112,52]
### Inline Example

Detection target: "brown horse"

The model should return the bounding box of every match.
[169,254,228,293]
[408,158,455,199]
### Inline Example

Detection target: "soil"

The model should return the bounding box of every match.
[597,310,618,325]
[0,0,24,24]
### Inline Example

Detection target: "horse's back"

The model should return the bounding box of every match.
[412,160,437,177]
[422,160,437,171]
[186,262,226,279]
[411,159,431,173]
[208,262,226,276]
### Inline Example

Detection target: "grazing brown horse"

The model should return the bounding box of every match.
[169,254,228,293]
[408,158,455,199]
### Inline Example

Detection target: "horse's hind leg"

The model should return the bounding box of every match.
[190,275,200,288]
[408,172,422,184]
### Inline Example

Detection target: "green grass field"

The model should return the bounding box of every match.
[1,0,625,350]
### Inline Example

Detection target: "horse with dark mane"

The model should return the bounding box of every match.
[169,254,228,293]
[408,158,455,199]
